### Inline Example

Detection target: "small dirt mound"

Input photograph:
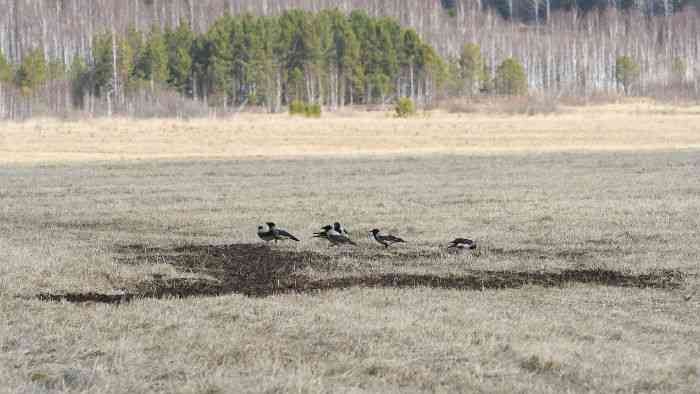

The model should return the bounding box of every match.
[36,243,687,304]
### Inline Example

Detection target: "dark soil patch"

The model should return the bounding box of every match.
[37,243,687,304]
[303,269,685,294]
[37,292,134,304]
[489,247,596,261]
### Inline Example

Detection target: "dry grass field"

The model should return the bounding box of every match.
[1,104,700,393]
[2,103,700,164]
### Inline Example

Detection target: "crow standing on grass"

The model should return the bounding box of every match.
[333,222,349,236]
[448,237,477,250]
[370,229,406,248]
[314,222,349,240]
[313,224,333,239]
[257,222,299,243]
[326,222,356,246]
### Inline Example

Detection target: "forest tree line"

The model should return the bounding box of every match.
[0,0,699,118]
[2,10,453,117]
[0,9,530,118]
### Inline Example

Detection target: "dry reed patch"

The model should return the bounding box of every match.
[1,103,700,164]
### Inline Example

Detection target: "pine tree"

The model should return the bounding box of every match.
[124,26,144,77]
[401,28,422,99]
[190,32,213,103]
[338,21,361,107]
[374,18,400,101]
[418,43,447,101]
[252,16,282,111]
[444,58,464,97]
[0,51,13,83]
[670,57,686,84]
[278,10,320,103]
[138,26,169,88]
[494,57,527,95]
[166,21,194,96]
[459,43,486,95]
[615,56,639,95]
[15,48,47,95]
[91,32,114,97]
[203,14,235,106]
[69,55,90,109]
[441,0,458,16]
[349,10,373,103]
[288,67,304,102]
[233,14,260,105]
[47,59,66,80]
[325,10,360,107]
[116,36,136,95]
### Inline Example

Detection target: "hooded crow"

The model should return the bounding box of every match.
[326,222,356,246]
[334,222,349,236]
[313,224,333,239]
[258,222,300,243]
[448,238,477,249]
[370,229,406,248]
[314,222,349,239]
[257,225,276,242]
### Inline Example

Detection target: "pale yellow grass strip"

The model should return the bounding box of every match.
[1,103,700,164]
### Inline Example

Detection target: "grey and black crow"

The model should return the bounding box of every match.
[314,222,348,239]
[313,224,333,239]
[448,238,477,249]
[370,229,406,248]
[326,222,356,246]
[257,222,300,243]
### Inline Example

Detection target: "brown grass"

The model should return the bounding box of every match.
[1,104,699,392]
[444,95,561,115]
